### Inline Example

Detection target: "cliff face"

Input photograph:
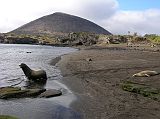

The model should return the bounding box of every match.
[11,12,111,35]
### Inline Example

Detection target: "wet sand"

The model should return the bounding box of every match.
[57,45,160,119]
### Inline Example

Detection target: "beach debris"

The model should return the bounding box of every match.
[86,58,92,62]
[19,63,47,83]
[132,70,159,77]
[38,89,62,98]
[26,51,32,53]
[121,81,160,101]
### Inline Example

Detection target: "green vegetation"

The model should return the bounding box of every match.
[122,81,160,101]
[144,34,160,44]
[0,115,18,119]
[4,33,59,45]
[1,32,160,46]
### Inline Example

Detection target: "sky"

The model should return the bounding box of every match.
[0,0,160,35]
[118,0,160,10]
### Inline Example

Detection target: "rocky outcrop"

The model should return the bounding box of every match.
[6,37,39,44]
[131,36,151,44]
[67,32,99,46]
[0,34,5,43]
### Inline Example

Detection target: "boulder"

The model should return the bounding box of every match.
[0,87,46,99]
[38,89,62,98]
[22,89,46,97]
[0,87,24,99]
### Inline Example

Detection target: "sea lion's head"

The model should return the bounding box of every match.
[19,63,27,68]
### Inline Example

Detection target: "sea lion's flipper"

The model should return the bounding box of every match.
[144,74,150,77]
[132,74,136,77]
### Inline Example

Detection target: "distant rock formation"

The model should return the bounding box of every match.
[0,33,4,43]
[11,12,111,35]
[6,37,39,44]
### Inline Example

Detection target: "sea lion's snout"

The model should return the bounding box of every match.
[19,63,25,68]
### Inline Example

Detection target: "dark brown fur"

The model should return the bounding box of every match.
[19,63,47,82]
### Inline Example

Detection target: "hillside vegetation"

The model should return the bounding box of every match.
[1,32,160,47]
[144,34,160,44]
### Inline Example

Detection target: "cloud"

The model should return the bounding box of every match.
[0,0,160,35]
[101,9,160,35]
[0,0,118,33]
[66,0,118,21]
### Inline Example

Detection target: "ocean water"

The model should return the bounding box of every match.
[0,44,82,119]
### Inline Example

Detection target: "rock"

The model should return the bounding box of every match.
[0,90,28,99]
[0,87,21,93]
[22,89,46,98]
[0,115,19,119]
[38,89,62,98]
[6,37,39,44]
[0,87,26,99]
[0,87,46,99]
[0,87,61,99]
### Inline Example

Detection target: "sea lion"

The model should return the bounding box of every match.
[19,63,47,82]
[132,70,159,77]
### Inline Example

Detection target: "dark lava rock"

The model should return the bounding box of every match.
[22,89,46,98]
[0,87,46,99]
[0,87,21,93]
[0,89,28,99]
[38,89,62,98]
[0,87,23,99]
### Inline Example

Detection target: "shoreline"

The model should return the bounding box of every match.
[57,45,160,119]
[0,44,82,119]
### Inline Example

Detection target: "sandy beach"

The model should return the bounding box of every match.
[57,45,160,119]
